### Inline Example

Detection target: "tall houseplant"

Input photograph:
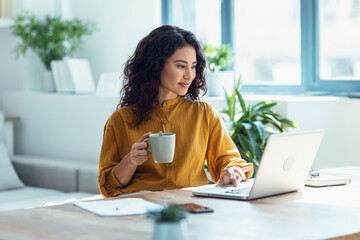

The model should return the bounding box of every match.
[222,76,300,171]
[10,13,97,91]
[203,44,234,97]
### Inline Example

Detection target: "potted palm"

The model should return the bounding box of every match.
[147,204,188,240]
[203,44,234,97]
[10,13,97,91]
[222,76,300,172]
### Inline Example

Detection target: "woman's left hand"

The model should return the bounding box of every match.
[216,166,251,187]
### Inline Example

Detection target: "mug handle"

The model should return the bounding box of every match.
[143,138,151,153]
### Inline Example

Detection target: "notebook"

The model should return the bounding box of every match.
[305,174,351,187]
[192,129,324,200]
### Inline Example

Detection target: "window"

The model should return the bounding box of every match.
[162,0,360,94]
[234,0,301,86]
[319,0,360,81]
[162,0,222,46]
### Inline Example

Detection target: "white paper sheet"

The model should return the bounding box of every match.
[74,198,161,217]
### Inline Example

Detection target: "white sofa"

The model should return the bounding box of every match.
[0,113,100,212]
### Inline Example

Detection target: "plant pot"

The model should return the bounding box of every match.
[153,220,187,240]
[206,70,234,97]
[42,70,56,92]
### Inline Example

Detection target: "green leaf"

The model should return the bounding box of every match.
[224,89,230,106]
[202,44,233,71]
[238,149,254,165]
[224,89,236,122]
[241,122,256,147]
[251,121,265,145]
[240,104,250,121]
[235,75,242,91]
[242,122,264,162]
[252,101,279,114]
[262,114,283,131]
[220,109,229,115]
[237,134,256,160]
[235,88,246,112]
[238,148,259,167]
[278,118,301,129]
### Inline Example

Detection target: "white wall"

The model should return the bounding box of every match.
[65,0,162,83]
[0,0,161,110]
[0,28,44,102]
[284,97,359,169]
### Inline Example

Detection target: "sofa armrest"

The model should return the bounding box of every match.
[78,164,100,194]
[11,155,86,192]
[4,116,20,156]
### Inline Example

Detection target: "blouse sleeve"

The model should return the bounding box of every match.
[98,113,124,197]
[205,105,254,183]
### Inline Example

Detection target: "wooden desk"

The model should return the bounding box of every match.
[0,167,359,240]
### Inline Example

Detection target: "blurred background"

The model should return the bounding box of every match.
[1,0,360,170]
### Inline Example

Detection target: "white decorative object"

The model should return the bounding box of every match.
[67,58,95,93]
[153,220,187,240]
[206,70,234,97]
[96,72,122,96]
[42,70,56,92]
[51,60,72,92]
[50,58,95,93]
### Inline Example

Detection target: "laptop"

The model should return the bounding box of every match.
[192,129,324,200]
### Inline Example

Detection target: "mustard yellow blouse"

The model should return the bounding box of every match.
[98,96,253,197]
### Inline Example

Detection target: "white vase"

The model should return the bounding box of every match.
[206,70,234,97]
[152,220,187,240]
[42,70,56,92]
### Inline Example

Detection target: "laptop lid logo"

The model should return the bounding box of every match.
[283,156,294,171]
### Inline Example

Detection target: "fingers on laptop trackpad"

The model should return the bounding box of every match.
[224,188,251,195]
[219,180,254,189]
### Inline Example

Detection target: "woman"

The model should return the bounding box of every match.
[98,25,253,197]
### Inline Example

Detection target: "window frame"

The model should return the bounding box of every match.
[303,0,360,94]
[162,0,360,95]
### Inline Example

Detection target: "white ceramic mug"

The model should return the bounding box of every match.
[143,133,176,163]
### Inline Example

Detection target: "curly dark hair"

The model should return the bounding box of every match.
[118,25,207,127]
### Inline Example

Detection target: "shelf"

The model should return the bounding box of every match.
[0,19,13,28]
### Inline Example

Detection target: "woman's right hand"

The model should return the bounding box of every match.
[127,132,152,166]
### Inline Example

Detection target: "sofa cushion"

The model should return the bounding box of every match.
[78,164,100,194]
[0,113,24,191]
[0,186,62,204]
[0,188,94,211]
[11,155,86,192]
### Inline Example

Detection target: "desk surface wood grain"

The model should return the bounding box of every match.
[0,167,359,240]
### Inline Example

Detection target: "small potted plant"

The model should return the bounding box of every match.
[147,204,188,240]
[203,43,234,97]
[10,13,97,91]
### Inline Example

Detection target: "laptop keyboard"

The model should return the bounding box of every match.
[224,187,252,195]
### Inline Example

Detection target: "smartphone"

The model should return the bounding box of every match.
[177,203,214,213]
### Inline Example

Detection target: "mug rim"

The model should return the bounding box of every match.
[150,133,175,137]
